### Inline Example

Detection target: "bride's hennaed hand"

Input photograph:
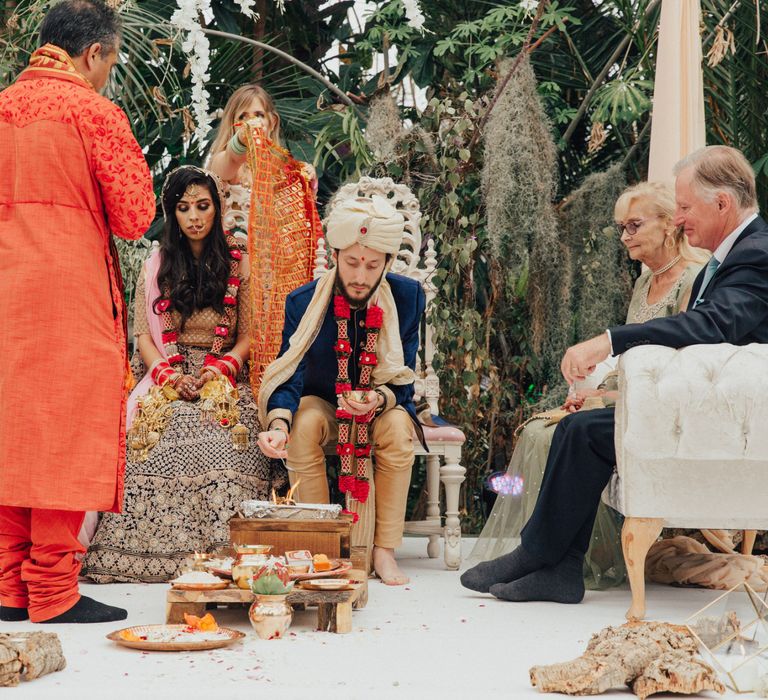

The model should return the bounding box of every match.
[173,374,200,401]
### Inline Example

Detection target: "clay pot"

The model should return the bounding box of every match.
[248,594,292,640]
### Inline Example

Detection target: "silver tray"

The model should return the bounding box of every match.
[238,501,342,520]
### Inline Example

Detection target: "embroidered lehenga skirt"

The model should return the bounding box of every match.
[82,347,287,583]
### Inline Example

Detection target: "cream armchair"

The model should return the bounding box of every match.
[603,343,768,620]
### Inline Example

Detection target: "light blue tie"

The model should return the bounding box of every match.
[693,257,720,307]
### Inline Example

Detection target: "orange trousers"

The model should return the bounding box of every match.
[0,506,84,622]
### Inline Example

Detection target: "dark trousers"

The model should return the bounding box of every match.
[521,407,617,565]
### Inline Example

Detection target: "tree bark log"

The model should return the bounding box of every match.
[529,621,715,696]
[632,650,725,700]
[0,633,66,687]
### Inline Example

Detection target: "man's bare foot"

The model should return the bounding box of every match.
[372,546,409,585]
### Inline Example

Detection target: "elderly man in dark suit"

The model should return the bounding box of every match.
[462,145,768,603]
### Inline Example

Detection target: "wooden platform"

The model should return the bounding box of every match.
[166,565,368,634]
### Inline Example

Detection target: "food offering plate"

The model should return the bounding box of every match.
[297,578,360,592]
[170,580,230,591]
[203,557,235,579]
[290,559,352,581]
[107,625,245,652]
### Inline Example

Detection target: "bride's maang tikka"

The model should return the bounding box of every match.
[160,165,227,217]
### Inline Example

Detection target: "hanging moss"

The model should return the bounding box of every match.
[560,164,635,343]
[364,92,405,164]
[482,56,558,278]
[481,57,570,400]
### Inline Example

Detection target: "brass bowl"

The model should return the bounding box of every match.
[232,556,270,590]
[234,544,273,556]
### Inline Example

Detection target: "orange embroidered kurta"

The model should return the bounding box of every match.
[0,54,155,512]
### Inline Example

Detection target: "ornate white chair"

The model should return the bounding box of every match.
[604,343,768,620]
[315,177,467,569]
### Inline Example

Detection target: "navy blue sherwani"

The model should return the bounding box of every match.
[267,273,426,424]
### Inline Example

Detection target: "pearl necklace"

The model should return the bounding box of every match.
[652,254,681,277]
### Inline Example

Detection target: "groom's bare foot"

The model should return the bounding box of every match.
[372,546,409,585]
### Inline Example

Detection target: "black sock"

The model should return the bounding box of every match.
[489,550,585,604]
[0,606,28,622]
[460,545,545,593]
[39,596,127,624]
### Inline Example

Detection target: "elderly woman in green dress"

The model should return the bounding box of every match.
[469,181,708,589]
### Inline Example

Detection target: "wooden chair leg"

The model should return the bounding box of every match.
[440,445,466,570]
[742,529,758,555]
[425,454,441,559]
[622,517,663,621]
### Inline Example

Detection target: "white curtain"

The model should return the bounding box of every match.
[647,0,706,184]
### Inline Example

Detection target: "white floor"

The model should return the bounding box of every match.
[2,537,744,700]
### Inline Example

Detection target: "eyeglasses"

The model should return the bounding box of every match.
[614,216,659,237]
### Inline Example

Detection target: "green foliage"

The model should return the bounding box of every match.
[590,72,653,124]
[114,237,153,330]
[559,165,634,345]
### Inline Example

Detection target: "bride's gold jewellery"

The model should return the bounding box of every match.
[184,183,201,199]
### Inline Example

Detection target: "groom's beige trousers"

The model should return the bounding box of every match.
[286,395,414,549]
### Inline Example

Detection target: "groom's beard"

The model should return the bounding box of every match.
[335,268,386,308]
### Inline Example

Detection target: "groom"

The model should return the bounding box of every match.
[257,194,425,585]
[462,145,768,603]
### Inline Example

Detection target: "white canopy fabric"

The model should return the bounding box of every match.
[648,0,706,184]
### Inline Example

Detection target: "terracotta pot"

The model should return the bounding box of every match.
[248,594,292,640]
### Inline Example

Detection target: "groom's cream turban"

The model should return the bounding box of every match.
[325,194,405,254]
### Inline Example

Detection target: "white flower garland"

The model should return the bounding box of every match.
[402,0,426,32]
[234,0,257,18]
[172,0,213,142]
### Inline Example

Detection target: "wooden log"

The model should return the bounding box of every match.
[317,603,333,632]
[530,622,700,695]
[166,601,206,624]
[0,633,65,687]
[334,602,352,634]
[0,640,22,687]
[632,650,725,700]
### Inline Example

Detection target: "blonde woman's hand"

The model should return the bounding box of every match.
[300,161,317,182]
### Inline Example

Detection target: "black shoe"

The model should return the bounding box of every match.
[39,596,127,624]
[0,606,29,622]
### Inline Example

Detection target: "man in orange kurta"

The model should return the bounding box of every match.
[0,1,155,623]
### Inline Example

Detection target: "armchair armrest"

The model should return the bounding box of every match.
[613,343,768,526]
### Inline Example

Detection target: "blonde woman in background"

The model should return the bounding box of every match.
[467,181,708,591]
[208,84,321,388]
[208,83,317,234]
